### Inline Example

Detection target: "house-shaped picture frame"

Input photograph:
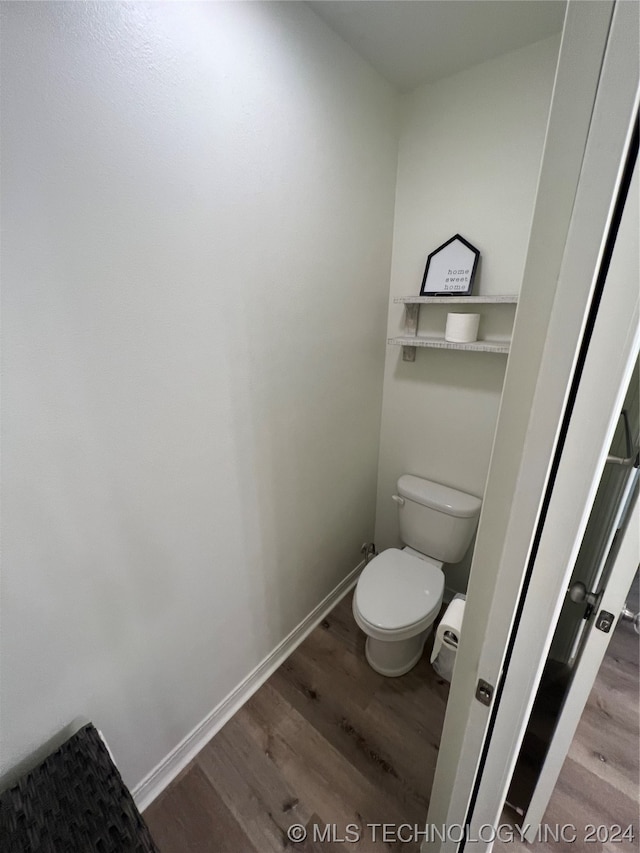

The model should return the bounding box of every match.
[420,234,480,296]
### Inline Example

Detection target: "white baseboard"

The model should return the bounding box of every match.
[133,560,364,812]
[444,585,466,605]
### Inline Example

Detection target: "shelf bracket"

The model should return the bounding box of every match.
[402,346,417,362]
[402,304,419,361]
[404,303,419,336]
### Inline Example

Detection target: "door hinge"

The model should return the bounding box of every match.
[475,678,494,707]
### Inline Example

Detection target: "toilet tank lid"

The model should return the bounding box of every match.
[397,475,482,519]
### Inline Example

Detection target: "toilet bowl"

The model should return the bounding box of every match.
[353,548,444,676]
[353,475,481,676]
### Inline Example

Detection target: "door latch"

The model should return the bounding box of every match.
[475,678,494,707]
[595,610,615,633]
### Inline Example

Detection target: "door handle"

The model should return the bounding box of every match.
[568,581,600,607]
[568,581,604,620]
[620,602,640,634]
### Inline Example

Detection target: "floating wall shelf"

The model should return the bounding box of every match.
[390,295,518,362]
[393,295,518,304]
[390,335,511,355]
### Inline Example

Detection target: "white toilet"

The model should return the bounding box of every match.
[353,474,481,677]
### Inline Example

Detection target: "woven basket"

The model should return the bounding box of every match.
[0,723,159,852]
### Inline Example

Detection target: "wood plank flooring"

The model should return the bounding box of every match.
[145,591,450,852]
[145,583,639,853]
[496,573,640,853]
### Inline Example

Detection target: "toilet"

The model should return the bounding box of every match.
[353,474,481,677]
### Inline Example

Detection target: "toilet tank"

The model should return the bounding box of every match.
[396,474,482,563]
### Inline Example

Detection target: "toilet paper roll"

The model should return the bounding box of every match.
[430,597,466,664]
[445,312,480,343]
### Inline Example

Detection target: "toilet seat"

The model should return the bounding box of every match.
[354,548,444,641]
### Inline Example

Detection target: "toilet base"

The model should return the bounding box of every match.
[364,628,431,677]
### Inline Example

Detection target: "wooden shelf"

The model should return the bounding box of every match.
[392,294,517,361]
[389,335,510,357]
[394,295,518,304]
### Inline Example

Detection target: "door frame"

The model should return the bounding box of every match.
[424,1,640,849]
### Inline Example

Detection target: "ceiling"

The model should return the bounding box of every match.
[307,1,566,92]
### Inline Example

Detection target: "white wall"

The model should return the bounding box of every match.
[375,36,560,595]
[0,2,398,790]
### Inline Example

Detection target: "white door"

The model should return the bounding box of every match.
[424,1,639,850]
[548,389,639,669]
[520,466,638,839]
[463,147,639,848]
